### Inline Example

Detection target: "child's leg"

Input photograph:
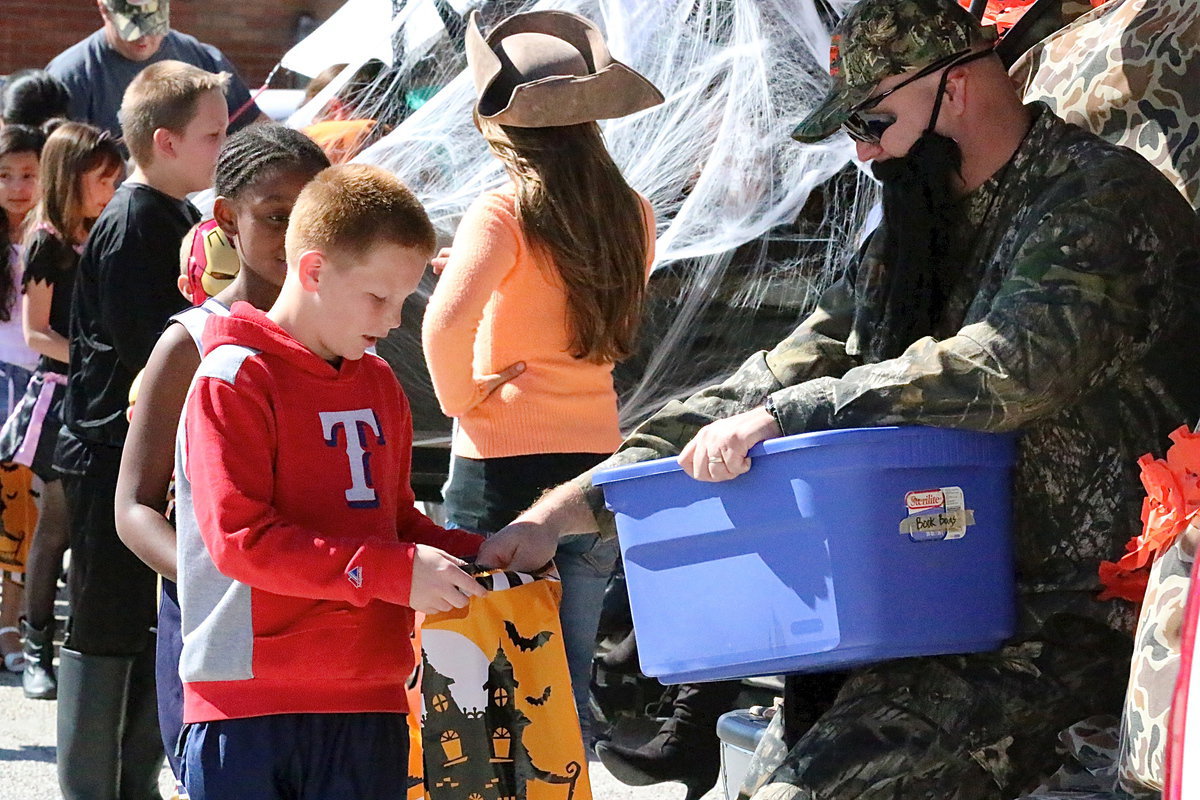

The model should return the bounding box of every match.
[23,477,69,630]
[299,712,408,800]
[22,477,69,698]
[156,580,187,781]
[58,470,162,798]
[181,716,289,800]
[554,534,619,742]
[182,713,408,800]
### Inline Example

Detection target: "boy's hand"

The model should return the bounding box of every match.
[409,545,487,614]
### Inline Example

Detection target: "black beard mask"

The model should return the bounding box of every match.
[867,130,967,361]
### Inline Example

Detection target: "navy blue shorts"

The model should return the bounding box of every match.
[156,579,185,779]
[180,712,410,800]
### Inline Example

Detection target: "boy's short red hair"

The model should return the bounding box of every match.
[285,164,436,264]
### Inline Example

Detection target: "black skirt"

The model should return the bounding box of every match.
[0,370,67,482]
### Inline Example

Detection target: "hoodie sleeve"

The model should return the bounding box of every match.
[184,361,418,607]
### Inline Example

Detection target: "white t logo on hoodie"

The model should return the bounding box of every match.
[320,409,384,508]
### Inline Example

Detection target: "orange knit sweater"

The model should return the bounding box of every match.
[423,186,655,459]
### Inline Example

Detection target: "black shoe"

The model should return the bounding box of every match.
[596,721,719,800]
[596,630,639,675]
[20,618,56,700]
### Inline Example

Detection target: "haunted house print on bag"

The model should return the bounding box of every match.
[421,568,590,800]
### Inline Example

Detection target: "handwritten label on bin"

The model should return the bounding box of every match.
[900,487,975,542]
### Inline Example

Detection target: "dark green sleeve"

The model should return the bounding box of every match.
[767,180,1188,436]
[576,273,861,538]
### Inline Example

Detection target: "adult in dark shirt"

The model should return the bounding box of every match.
[53,61,225,800]
[46,0,266,140]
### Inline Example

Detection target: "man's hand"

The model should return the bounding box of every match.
[477,520,560,573]
[476,482,600,572]
[409,544,487,614]
[678,406,782,482]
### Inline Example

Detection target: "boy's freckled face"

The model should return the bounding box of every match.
[312,242,428,362]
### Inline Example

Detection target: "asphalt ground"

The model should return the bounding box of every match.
[0,651,712,800]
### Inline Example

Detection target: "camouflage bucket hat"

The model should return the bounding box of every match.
[792,0,997,144]
[102,0,170,42]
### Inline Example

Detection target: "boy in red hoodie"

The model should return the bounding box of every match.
[175,164,487,799]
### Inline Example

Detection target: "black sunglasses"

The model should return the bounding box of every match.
[843,48,993,144]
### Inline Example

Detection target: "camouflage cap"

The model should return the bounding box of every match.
[102,0,170,42]
[792,0,996,143]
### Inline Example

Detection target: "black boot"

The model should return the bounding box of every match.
[20,617,57,700]
[57,647,130,800]
[596,629,639,675]
[596,680,741,800]
[118,642,165,800]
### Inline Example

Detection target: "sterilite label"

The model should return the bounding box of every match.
[900,486,976,542]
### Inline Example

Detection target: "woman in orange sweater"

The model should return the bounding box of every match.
[423,9,661,742]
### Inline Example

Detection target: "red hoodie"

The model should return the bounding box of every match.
[176,301,482,723]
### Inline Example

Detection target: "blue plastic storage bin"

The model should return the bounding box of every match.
[592,426,1018,683]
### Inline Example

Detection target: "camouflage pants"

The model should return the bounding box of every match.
[739,616,1132,800]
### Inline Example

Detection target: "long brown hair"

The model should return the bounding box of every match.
[480,118,648,363]
[28,122,123,248]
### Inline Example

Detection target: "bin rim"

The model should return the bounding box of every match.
[592,425,1017,486]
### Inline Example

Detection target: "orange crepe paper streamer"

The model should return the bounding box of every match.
[1098,426,1200,603]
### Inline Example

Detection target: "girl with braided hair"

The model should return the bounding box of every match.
[114,123,329,791]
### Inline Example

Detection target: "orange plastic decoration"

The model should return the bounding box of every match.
[957,0,1108,35]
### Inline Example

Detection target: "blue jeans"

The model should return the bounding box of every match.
[554,532,619,726]
[442,451,618,736]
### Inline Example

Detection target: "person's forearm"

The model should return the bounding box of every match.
[476,477,604,570]
[24,329,68,365]
[116,505,178,581]
[520,481,600,537]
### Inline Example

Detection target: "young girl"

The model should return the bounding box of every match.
[0,121,122,698]
[114,123,329,792]
[0,124,45,674]
[422,9,660,742]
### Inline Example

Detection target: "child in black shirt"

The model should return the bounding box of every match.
[53,60,230,800]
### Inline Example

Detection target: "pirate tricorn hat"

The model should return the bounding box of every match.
[465,9,663,128]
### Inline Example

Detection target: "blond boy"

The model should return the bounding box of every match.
[55,59,228,800]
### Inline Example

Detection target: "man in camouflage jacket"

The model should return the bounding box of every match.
[479,0,1200,796]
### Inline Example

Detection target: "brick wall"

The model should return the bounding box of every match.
[0,0,346,86]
